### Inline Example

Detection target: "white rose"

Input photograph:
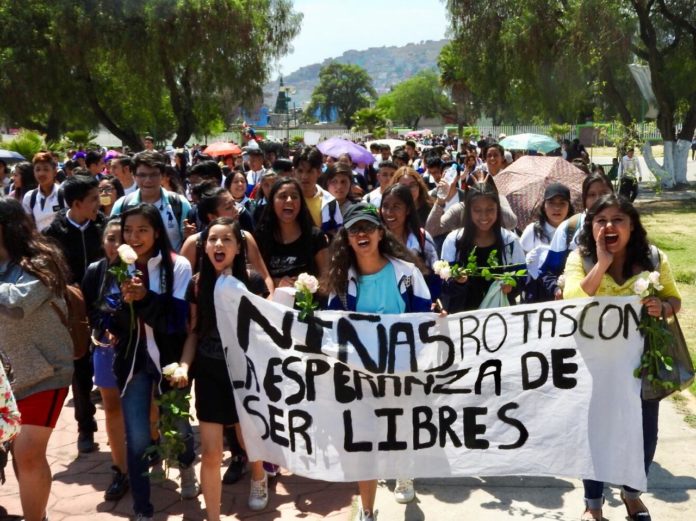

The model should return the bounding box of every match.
[633,277,650,296]
[117,244,138,265]
[295,273,319,294]
[172,366,188,380]
[433,260,452,280]
[648,271,663,290]
[162,363,179,377]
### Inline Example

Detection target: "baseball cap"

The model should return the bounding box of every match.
[544,182,571,201]
[342,202,381,230]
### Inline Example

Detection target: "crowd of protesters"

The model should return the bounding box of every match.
[0,130,682,521]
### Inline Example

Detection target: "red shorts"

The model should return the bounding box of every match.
[17,388,68,428]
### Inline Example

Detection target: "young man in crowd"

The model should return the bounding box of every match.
[110,155,137,194]
[110,150,191,251]
[86,151,106,179]
[245,148,266,195]
[362,160,397,208]
[293,146,343,233]
[44,175,105,454]
[22,152,66,231]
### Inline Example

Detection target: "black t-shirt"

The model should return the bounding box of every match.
[261,227,328,279]
[185,276,225,360]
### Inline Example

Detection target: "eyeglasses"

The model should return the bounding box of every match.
[135,173,161,180]
[99,187,114,194]
[347,222,379,235]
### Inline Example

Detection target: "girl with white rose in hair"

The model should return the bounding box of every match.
[562,194,681,521]
[169,217,270,518]
[108,204,196,521]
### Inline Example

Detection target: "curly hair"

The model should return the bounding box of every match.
[322,225,419,298]
[578,194,653,278]
[389,167,434,208]
[0,198,69,296]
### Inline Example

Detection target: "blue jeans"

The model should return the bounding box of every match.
[121,370,195,516]
[583,399,660,508]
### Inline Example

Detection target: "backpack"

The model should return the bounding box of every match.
[325,199,338,231]
[29,187,65,212]
[50,284,91,360]
[564,214,582,250]
[120,191,183,224]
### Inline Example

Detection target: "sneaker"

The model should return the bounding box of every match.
[262,461,280,477]
[134,515,153,521]
[222,454,248,484]
[357,509,378,521]
[104,465,129,501]
[179,465,200,499]
[77,431,97,454]
[394,478,415,504]
[248,473,269,511]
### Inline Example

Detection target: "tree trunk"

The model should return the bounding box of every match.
[642,140,690,188]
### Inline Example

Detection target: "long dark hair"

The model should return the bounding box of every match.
[323,223,418,298]
[455,182,505,265]
[197,217,248,335]
[581,171,613,210]
[380,183,429,264]
[254,177,317,270]
[533,194,574,242]
[120,204,175,297]
[578,194,653,279]
[12,161,37,200]
[0,198,69,296]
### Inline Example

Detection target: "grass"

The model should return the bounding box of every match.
[638,199,696,407]
[588,145,664,158]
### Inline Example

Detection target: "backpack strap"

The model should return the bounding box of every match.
[29,188,38,211]
[57,188,65,210]
[120,192,138,212]
[167,193,183,224]
[326,199,338,230]
[649,244,660,271]
[565,214,582,250]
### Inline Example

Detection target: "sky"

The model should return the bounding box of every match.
[274,0,450,77]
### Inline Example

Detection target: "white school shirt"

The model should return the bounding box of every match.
[22,183,62,231]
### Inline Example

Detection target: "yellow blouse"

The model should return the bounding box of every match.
[563,248,681,300]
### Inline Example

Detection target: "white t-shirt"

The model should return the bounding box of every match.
[520,221,557,254]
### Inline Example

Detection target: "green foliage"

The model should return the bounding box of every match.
[4,130,46,159]
[0,0,302,148]
[145,389,192,478]
[306,63,377,128]
[353,107,388,135]
[548,123,571,140]
[377,70,450,129]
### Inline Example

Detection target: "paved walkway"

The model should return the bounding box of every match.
[0,389,694,520]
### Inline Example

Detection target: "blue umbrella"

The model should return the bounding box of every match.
[499,133,560,153]
[0,149,26,162]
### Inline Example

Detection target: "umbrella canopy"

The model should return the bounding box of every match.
[316,137,374,165]
[499,133,560,153]
[494,156,586,230]
[204,142,242,157]
[0,149,25,162]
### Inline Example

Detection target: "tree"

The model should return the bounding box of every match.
[306,63,376,128]
[377,70,450,129]
[352,108,388,136]
[0,0,301,149]
[444,0,696,187]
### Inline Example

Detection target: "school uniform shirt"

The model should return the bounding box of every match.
[110,188,192,251]
[327,256,431,313]
[406,230,438,269]
[362,187,383,208]
[22,183,63,231]
[306,185,343,233]
[246,168,266,194]
[519,221,557,255]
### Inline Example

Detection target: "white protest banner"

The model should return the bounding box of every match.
[215,277,646,490]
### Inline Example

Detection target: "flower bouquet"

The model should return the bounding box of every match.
[433,248,527,286]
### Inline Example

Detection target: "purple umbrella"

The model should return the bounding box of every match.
[316,137,374,165]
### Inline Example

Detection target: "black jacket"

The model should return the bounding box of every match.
[44,209,106,284]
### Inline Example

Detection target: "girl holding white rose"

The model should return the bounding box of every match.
[109,204,197,521]
[562,194,681,521]
[169,216,270,518]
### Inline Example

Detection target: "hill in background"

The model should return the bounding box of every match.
[263,39,449,110]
